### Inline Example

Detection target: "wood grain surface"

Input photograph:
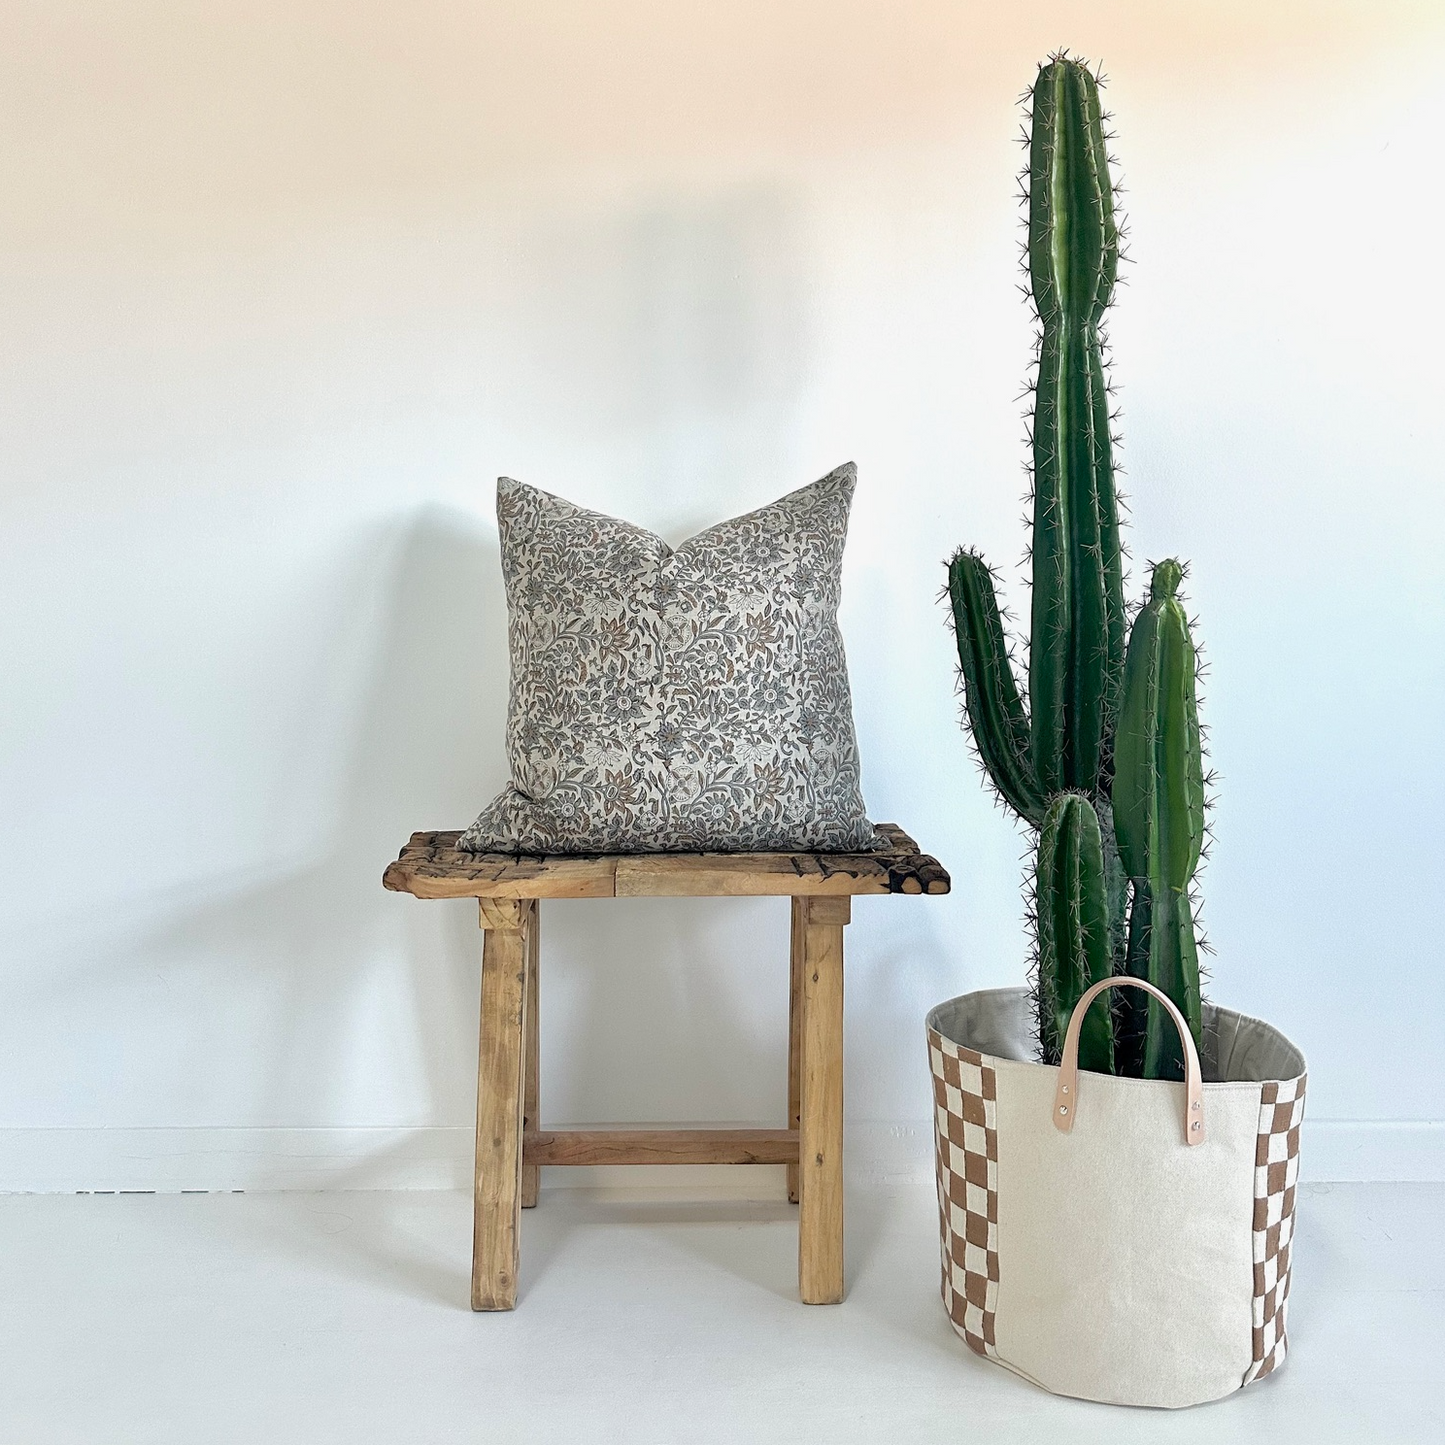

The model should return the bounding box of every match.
[384,823,949,900]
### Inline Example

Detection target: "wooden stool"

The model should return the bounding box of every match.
[383,823,949,1310]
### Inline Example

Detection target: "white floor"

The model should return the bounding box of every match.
[1,1178,1439,1444]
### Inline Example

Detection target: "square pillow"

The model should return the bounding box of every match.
[459,462,876,854]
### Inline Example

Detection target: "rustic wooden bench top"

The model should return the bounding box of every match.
[383,821,950,900]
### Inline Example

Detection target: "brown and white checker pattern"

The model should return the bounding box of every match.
[928,1029,999,1359]
[1243,1073,1307,1385]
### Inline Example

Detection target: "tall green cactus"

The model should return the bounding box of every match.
[948,55,1210,1081]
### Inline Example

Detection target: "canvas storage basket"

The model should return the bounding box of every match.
[926,978,1307,1409]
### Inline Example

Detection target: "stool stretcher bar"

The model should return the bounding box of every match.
[523,1128,799,1167]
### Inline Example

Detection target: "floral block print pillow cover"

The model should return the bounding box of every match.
[458,463,877,854]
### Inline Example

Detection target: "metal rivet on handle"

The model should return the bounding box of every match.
[1191,1121,1200,1132]
[1191,1101,1200,1111]
[1061,1085,1069,1094]
[1059,1106,1068,1116]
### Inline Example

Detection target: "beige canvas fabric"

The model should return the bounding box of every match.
[991,1056,1260,1406]
[927,987,1307,1410]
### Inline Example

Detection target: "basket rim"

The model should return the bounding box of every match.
[926,985,1306,1087]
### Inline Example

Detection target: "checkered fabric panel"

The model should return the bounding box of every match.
[928,1028,999,1359]
[1243,1073,1307,1385]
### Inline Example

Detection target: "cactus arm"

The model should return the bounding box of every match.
[1112,559,1206,1080]
[1036,793,1114,1073]
[1114,560,1204,885]
[1095,793,1131,969]
[1116,879,1203,1080]
[1142,888,1203,1080]
[1112,598,1161,880]
[1163,580,1206,882]
[948,550,1047,825]
[1114,877,1152,1078]
[1026,59,1125,798]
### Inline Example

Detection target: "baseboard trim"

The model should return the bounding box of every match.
[1297,1120,1445,1183]
[0,1126,476,1194]
[2,1119,1440,1193]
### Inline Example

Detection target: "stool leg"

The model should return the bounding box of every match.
[798,895,849,1305]
[787,898,804,1204]
[473,897,532,1311]
[521,903,541,1209]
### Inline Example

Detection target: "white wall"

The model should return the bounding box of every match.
[3,0,1443,1188]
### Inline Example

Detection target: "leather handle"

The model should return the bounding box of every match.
[1052,978,1205,1146]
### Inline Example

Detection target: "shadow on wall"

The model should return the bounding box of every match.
[139,504,508,1127]
[139,502,792,1133]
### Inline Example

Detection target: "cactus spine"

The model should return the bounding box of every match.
[948,55,1210,1081]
